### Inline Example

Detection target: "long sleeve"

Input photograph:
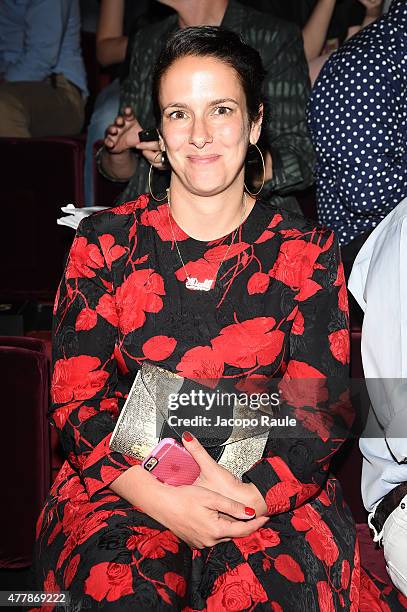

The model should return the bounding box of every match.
[329,76,407,219]
[261,23,315,197]
[307,7,407,244]
[5,0,71,82]
[50,215,139,500]
[242,231,352,514]
[348,199,407,509]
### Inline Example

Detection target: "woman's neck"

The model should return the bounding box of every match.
[167,180,255,241]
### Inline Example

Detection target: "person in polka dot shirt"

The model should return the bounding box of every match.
[307,0,407,259]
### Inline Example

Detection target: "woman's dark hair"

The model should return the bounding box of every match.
[152,26,266,125]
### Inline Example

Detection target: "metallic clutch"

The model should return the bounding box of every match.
[109,362,271,479]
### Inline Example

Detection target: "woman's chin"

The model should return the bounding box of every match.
[183,174,233,197]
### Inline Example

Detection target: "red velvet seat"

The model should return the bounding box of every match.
[0,337,50,568]
[0,136,85,302]
[26,331,64,480]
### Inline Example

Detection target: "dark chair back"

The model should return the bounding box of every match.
[0,337,50,568]
[0,137,84,301]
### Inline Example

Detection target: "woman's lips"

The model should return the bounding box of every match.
[187,155,220,164]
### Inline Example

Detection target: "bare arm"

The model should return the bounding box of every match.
[302,0,336,61]
[101,107,140,180]
[96,0,128,67]
[100,146,138,181]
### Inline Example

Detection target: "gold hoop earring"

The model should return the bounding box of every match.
[244,143,265,197]
[148,151,169,202]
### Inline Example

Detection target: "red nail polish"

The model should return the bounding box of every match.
[182,431,193,442]
[245,507,256,516]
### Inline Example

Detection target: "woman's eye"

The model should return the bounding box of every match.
[213,106,232,116]
[168,110,187,120]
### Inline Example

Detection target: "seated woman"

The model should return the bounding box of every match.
[33,26,399,611]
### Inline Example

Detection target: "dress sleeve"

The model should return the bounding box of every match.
[242,231,352,514]
[50,215,140,500]
[261,23,315,197]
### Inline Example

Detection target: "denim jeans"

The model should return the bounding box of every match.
[84,78,120,205]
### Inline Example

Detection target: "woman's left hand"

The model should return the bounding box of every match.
[182,432,268,518]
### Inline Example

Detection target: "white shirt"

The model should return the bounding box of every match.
[348,197,407,511]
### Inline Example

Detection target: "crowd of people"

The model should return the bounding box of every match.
[2,0,407,609]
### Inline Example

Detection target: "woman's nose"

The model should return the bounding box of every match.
[189,117,213,148]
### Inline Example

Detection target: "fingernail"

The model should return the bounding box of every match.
[244,507,256,516]
[182,431,193,442]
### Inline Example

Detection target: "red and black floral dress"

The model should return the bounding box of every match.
[33,195,405,611]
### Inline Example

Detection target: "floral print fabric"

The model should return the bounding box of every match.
[33,195,405,610]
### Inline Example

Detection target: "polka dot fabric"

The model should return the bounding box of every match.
[307,0,407,245]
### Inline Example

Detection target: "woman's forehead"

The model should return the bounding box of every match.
[159,55,244,104]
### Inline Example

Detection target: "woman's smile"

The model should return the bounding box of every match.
[187,154,221,164]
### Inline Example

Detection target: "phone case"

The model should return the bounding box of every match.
[138,127,158,142]
[142,438,200,486]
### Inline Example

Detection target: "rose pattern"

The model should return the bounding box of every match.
[85,562,133,601]
[329,329,350,365]
[32,196,403,611]
[115,268,165,334]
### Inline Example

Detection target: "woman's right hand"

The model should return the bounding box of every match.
[104,107,142,155]
[111,465,268,549]
[150,483,269,549]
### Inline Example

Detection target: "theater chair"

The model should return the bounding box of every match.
[0,137,84,302]
[25,331,64,482]
[0,336,50,568]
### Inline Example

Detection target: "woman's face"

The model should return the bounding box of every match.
[158,55,262,197]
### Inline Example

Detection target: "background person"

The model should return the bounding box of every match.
[237,0,383,83]
[349,196,407,598]
[302,0,383,84]
[0,0,87,137]
[84,0,173,204]
[307,0,407,275]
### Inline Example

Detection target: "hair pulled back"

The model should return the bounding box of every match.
[152,26,266,126]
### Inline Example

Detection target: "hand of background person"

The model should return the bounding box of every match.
[182,432,268,518]
[104,107,165,169]
[104,107,142,154]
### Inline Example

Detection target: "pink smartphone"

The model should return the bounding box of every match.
[142,438,200,486]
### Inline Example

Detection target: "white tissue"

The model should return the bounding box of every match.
[57,204,109,230]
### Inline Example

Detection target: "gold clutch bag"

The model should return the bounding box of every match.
[109,361,272,478]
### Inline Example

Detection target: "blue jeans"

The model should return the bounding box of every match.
[84,78,120,205]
